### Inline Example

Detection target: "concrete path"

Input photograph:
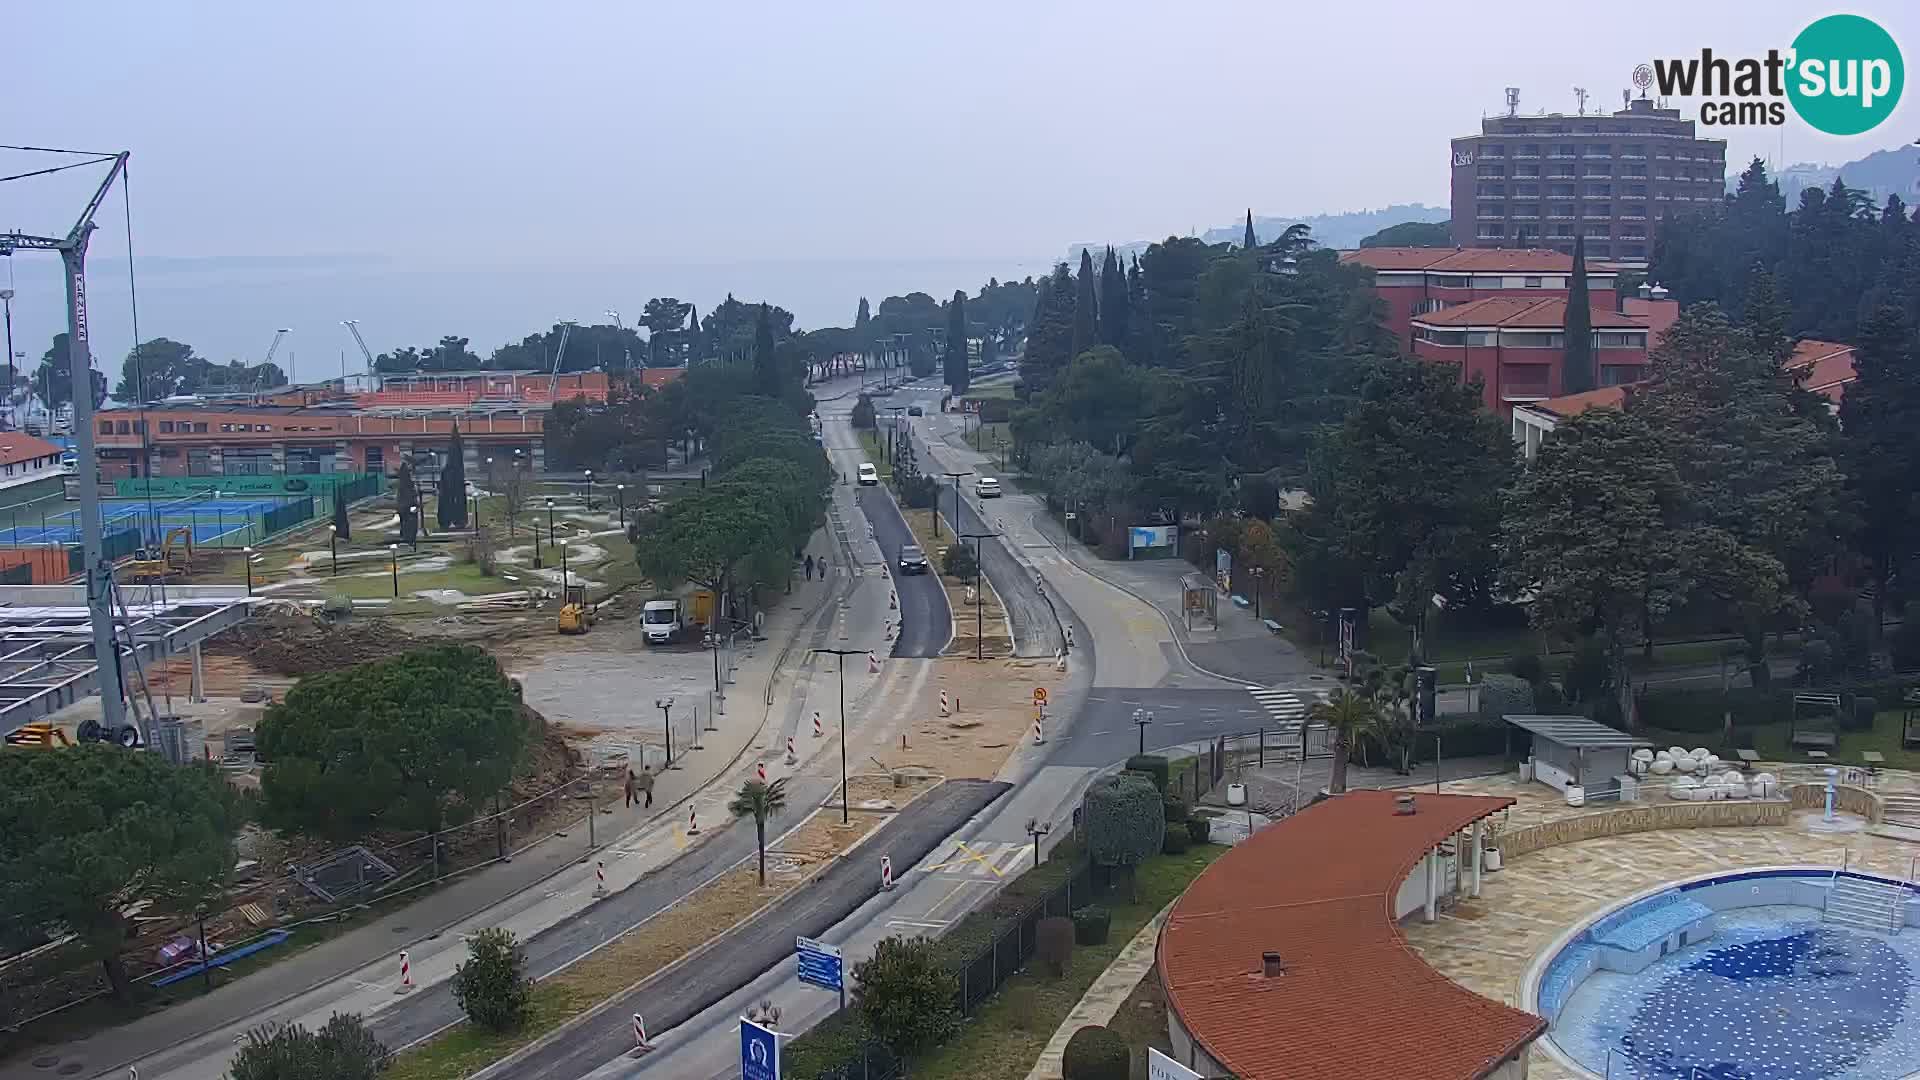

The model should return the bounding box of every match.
[1023,901,1178,1080]
[6,536,859,1080]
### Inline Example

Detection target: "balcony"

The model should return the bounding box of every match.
[1619,214,1647,221]
[1620,233,1648,241]
[1655,174,1673,181]
[1620,153,1646,160]
[1547,212,1576,220]
[1621,171,1648,180]
[1548,152,1577,160]
[1654,152,1674,160]
[1583,193,1612,199]
[1546,194,1576,200]
[1477,211,1507,221]
[1546,173,1576,181]
[1513,152,1541,160]
[1479,151,1505,160]
[1511,214,1541,221]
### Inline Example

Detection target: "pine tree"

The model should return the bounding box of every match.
[1099,246,1128,350]
[1242,209,1258,251]
[437,423,468,530]
[1841,307,1920,624]
[752,303,778,395]
[1025,262,1077,393]
[945,290,970,394]
[1561,234,1595,394]
[1072,249,1097,360]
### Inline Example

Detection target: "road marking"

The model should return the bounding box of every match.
[923,840,1010,877]
[887,918,952,930]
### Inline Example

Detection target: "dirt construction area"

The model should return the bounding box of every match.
[890,657,1066,781]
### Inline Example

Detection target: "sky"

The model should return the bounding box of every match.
[4,0,1917,366]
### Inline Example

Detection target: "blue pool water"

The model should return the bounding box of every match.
[1551,906,1920,1079]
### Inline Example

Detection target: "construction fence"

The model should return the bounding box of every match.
[0,768,615,1035]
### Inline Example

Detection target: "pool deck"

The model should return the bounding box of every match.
[1403,765,1920,1079]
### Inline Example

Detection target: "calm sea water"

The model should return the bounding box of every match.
[2,253,1053,374]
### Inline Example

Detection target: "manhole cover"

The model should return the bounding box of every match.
[391,926,409,934]
[30,1056,58,1068]
[57,1066,83,1076]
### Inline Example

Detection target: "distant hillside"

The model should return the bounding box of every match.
[1067,203,1449,263]
[1740,143,1920,208]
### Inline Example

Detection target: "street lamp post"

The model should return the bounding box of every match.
[388,543,399,597]
[1250,565,1265,621]
[1133,707,1152,755]
[812,648,864,825]
[960,531,993,661]
[583,468,593,510]
[560,531,569,592]
[656,697,675,767]
[242,546,253,596]
[616,483,626,528]
[328,524,338,576]
[938,471,970,540]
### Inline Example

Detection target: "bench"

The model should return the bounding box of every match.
[1262,618,1284,635]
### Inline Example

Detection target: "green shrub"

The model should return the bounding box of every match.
[851,394,877,430]
[1161,795,1189,824]
[1507,653,1545,685]
[1407,716,1514,763]
[1036,916,1075,977]
[854,935,960,1057]
[1162,826,1191,854]
[1477,673,1534,724]
[942,542,979,580]
[1086,772,1163,870]
[1564,636,1611,703]
[1061,1025,1130,1080]
[1071,906,1111,946]
[1186,817,1212,845]
[228,1014,391,1080]
[452,927,533,1033]
[1125,754,1170,792]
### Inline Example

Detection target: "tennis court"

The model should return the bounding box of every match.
[0,494,316,549]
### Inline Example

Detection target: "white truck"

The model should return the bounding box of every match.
[642,599,685,645]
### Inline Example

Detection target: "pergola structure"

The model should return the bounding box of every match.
[1504,714,1652,798]
[0,585,253,737]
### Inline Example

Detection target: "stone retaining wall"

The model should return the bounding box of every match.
[1501,799,1792,858]
[1787,781,1882,822]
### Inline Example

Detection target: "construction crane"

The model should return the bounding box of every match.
[547,320,575,398]
[250,327,292,398]
[605,309,632,369]
[342,319,377,388]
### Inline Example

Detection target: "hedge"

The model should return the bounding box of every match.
[1634,677,1917,734]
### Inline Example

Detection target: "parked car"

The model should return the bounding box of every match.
[975,477,1001,498]
[898,544,929,574]
[907,405,924,416]
[857,462,879,486]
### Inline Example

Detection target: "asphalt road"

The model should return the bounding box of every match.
[856,485,949,659]
[488,779,1011,1080]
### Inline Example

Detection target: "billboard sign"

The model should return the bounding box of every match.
[1148,1048,1203,1080]
[741,1018,781,1080]
[795,935,843,993]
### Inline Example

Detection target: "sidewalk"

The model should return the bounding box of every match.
[2,538,849,1080]
[915,412,1311,687]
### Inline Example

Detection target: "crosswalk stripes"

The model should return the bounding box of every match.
[1247,686,1310,726]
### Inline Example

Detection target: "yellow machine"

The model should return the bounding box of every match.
[124,527,196,584]
[557,584,597,634]
[4,722,73,749]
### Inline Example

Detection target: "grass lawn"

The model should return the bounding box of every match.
[962,382,1018,401]
[964,421,1012,462]
[1102,967,1172,1080]
[1644,709,1919,769]
[906,844,1225,1080]
[856,429,894,480]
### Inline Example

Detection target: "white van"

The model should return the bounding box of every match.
[857,463,879,486]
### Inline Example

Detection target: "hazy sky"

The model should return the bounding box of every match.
[5,1,1917,363]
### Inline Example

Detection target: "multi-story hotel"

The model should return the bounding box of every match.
[1450,95,1727,262]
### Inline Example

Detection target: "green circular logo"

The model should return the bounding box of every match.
[1787,14,1904,136]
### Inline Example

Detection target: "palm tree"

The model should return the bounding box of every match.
[1311,689,1383,795]
[729,777,790,886]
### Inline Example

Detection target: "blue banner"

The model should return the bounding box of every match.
[741,1018,780,1080]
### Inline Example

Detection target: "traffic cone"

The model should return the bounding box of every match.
[786,737,797,765]
[939,690,950,717]
[813,711,824,738]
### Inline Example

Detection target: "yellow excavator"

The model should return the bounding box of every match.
[557,583,597,634]
[124,527,195,584]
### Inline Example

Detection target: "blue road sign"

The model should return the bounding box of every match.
[741,1018,780,1080]
[795,934,843,993]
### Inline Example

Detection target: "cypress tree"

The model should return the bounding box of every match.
[753,303,778,395]
[332,483,352,541]
[683,303,700,365]
[396,459,419,547]
[945,291,970,394]
[1243,209,1258,251]
[1072,249,1097,360]
[1561,234,1595,394]
[855,297,872,366]
[437,422,468,530]
[1099,246,1128,350]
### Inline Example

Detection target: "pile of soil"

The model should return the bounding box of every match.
[206,608,416,676]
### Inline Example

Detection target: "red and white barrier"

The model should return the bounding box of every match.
[688,805,700,835]
[593,860,608,899]
[633,1012,652,1051]
[756,762,767,784]
[394,950,414,994]
[889,590,897,610]
[868,651,879,673]
[939,690,950,717]
[1032,718,1046,745]
[881,855,894,891]
[813,711,824,738]
[786,737,797,765]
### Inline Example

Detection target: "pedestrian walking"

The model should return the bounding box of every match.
[624,768,638,808]
[637,765,655,809]
[804,554,815,580]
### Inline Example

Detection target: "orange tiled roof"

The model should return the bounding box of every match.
[1159,789,1542,1080]
[1784,339,1855,401]
[1341,247,1611,274]
[1412,296,1646,330]
[1525,385,1632,419]
[0,431,63,467]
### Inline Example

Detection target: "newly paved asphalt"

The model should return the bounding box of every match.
[857,485,950,659]
[487,780,1011,1080]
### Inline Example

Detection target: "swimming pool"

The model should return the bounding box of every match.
[1529,868,1920,1079]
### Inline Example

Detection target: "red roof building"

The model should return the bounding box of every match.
[1784,338,1856,406]
[1410,297,1652,413]
[1159,789,1541,1079]
[1340,247,1619,346]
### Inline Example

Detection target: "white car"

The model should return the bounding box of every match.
[975,477,1001,498]
[857,463,879,486]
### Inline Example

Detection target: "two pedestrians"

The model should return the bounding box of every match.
[626,765,655,809]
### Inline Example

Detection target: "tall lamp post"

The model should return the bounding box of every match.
[655,697,676,767]
[242,546,254,596]
[583,468,594,510]
[811,648,864,824]
[1249,565,1266,621]
[959,531,994,660]
[1133,707,1154,755]
[327,524,339,576]
[937,471,970,539]
[388,543,399,597]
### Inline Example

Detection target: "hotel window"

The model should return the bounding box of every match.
[159,421,175,433]
[194,422,209,433]
[1524,276,1543,288]
[115,420,131,434]
[1465,331,1498,346]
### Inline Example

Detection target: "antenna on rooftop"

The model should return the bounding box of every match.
[1504,87,1520,117]
[1573,87,1589,116]
[1623,88,1632,110]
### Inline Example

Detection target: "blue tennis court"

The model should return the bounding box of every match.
[0,521,254,546]
[0,494,310,549]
